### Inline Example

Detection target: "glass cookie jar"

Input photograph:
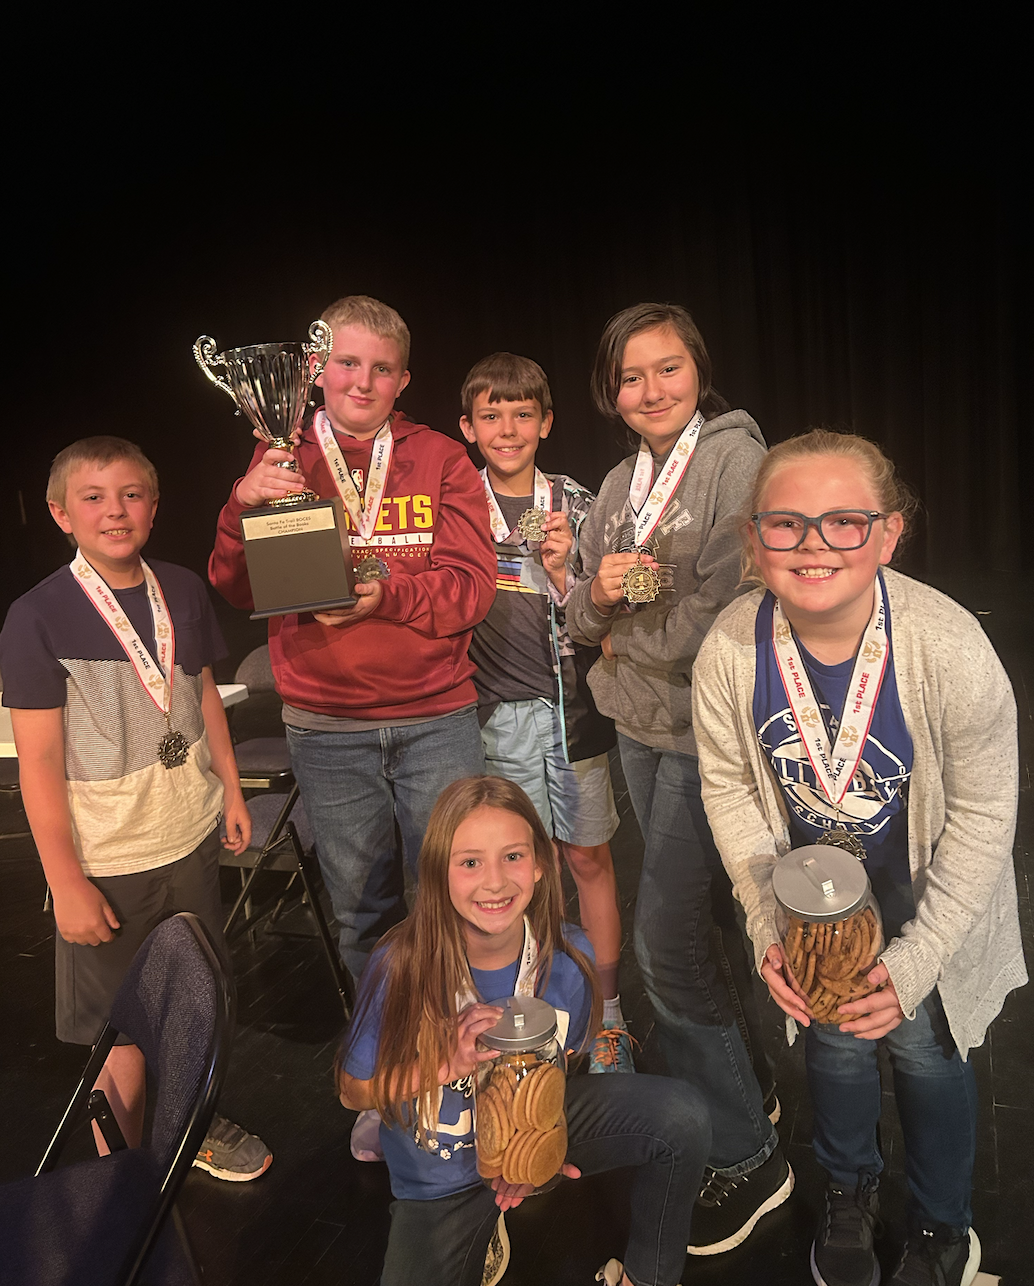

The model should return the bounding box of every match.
[771,845,884,1024]
[474,996,568,1193]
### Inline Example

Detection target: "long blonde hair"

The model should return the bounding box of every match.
[740,428,919,587]
[344,777,601,1135]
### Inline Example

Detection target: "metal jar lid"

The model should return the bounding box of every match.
[479,996,558,1052]
[772,845,871,922]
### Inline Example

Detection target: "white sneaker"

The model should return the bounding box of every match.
[482,1213,510,1286]
[350,1108,384,1162]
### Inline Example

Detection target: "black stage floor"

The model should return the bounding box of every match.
[1,571,1030,1285]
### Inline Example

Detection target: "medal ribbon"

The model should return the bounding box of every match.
[479,467,552,544]
[414,918,539,1140]
[313,407,394,542]
[627,410,704,548]
[69,551,175,718]
[771,575,891,808]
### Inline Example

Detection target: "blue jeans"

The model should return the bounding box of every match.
[380,1073,710,1286]
[286,708,485,981]
[618,734,776,1173]
[804,989,977,1228]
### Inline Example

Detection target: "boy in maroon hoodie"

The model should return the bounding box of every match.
[209,296,495,991]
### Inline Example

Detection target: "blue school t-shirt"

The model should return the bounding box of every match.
[344,926,593,1202]
[752,581,916,933]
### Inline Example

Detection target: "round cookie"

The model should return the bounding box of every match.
[525,1062,565,1131]
[511,1061,551,1130]
[524,1123,567,1187]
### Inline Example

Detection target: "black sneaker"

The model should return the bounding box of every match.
[811,1177,881,1286]
[687,1146,794,1255]
[888,1224,980,1286]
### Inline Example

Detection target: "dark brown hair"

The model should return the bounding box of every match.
[590,302,730,426]
[342,777,601,1143]
[460,352,553,421]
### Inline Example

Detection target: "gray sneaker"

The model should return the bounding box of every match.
[193,1114,272,1182]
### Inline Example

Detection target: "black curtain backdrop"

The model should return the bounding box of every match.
[5,126,1029,625]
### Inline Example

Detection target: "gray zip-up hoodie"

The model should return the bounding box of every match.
[566,410,766,755]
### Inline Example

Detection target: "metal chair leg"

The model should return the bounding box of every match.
[288,823,353,1018]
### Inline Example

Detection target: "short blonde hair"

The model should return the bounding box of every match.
[740,428,919,586]
[320,294,411,371]
[47,436,159,509]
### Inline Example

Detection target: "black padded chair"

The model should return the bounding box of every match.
[0,912,233,1286]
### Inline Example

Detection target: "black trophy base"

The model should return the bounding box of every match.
[240,497,357,620]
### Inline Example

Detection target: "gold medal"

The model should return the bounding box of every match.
[516,509,548,543]
[355,555,391,583]
[157,727,190,769]
[621,558,661,604]
[816,828,867,861]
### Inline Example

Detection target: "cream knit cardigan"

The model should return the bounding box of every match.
[692,568,1026,1059]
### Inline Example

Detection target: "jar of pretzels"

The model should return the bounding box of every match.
[771,844,885,1025]
[474,996,568,1194]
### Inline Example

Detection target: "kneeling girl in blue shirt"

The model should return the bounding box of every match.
[338,775,710,1286]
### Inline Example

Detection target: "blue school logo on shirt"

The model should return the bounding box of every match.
[416,1075,476,1160]
[753,587,913,845]
[756,707,910,838]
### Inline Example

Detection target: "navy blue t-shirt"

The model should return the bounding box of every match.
[753,582,915,933]
[344,927,593,1201]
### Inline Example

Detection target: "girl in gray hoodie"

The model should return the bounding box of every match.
[566,303,788,1258]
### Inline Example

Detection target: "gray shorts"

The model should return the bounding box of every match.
[480,699,619,847]
[55,828,225,1045]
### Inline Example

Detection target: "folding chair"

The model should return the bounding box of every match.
[223,644,352,1018]
[221,790,352,1017]
[0,912,233,1286]
[0,756,31,841]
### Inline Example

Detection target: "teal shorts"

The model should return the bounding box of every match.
[480,699,619,847]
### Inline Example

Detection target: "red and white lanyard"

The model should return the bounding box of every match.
[479,467,552,544]
[627,410,704,548]
[771,578,890,808]
[313,407,394,542]
[69,551,175,717]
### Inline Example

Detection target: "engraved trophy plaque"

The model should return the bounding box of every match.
[195,322,358,619]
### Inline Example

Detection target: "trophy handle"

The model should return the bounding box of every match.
[304,319,334,385]
[193,335,235,398]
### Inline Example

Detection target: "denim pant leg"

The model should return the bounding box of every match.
[804,992,976,1228]
[386,708,486,876]
[618,734,774,1173]
[565,1074,711,1286]
[709,867,777,1101]
[804,1018,883,1185]
[286,725,403,983]
[381,1183,500,1286]
[888,994,977,1228]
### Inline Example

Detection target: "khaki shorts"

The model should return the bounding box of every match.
[55,828,225,1045]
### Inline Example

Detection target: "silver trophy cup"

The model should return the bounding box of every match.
[194,319,359,619]
[193,320,333,506]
